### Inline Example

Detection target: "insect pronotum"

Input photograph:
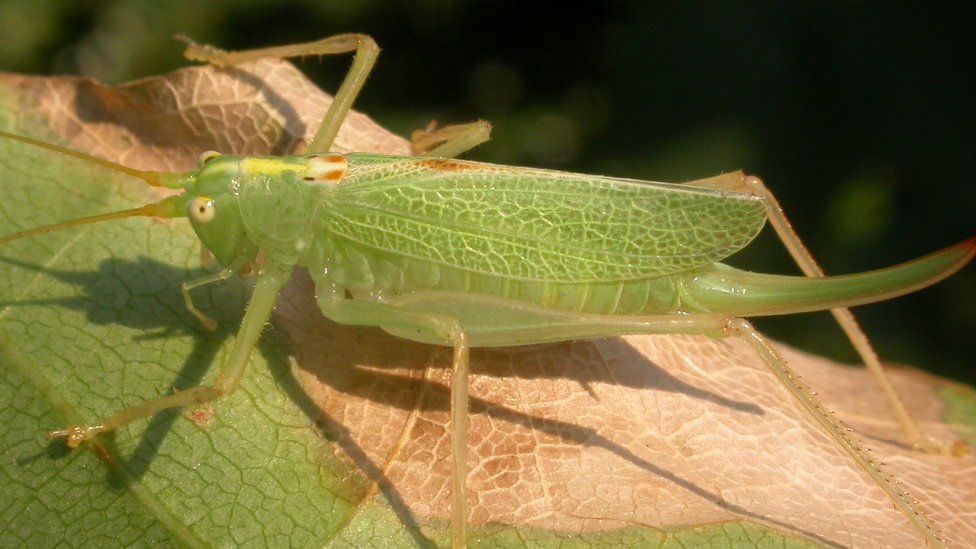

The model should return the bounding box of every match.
[1,35,972,547]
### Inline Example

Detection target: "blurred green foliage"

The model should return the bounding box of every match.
[0,0,972,382]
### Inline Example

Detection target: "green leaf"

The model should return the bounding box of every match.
[0,59,411,547]
[1,58,973,547]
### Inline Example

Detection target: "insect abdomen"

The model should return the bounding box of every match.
[316,235,680,315]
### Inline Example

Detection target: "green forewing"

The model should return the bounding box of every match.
[325,154,767,282]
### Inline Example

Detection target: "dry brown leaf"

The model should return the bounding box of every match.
[0,58,973,547]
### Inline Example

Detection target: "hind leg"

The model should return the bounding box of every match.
[727,317,943,546]
[411,120,492,158]
[686,171,941,454]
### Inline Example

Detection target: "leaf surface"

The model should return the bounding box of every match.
[0,59,974,547]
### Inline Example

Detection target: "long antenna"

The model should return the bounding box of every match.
[0,195,187,247]
[0,130,185,189]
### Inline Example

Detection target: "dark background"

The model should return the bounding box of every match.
[0,1,972,383]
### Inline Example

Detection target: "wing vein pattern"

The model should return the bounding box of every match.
[323,154,767,283]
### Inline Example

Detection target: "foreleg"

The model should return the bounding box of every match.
[182,34,380,154]
[50,265,290,446]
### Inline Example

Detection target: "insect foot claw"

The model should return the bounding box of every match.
[48,424,105,448]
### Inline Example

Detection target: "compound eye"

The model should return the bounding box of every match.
[198,150,221,167]
[188,196,216,223]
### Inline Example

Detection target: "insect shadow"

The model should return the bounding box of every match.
[1,254,435,545]
[344,371,835,546]
[279,293,839,545]
[266,274,848,544]
[0,255,240,471]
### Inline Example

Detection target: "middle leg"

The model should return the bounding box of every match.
[315,293,471,547]
[327,284,943,545]
[411,120,493,158]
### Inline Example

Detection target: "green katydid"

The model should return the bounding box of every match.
[0,35,971,548]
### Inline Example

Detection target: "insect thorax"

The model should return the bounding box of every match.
[232,154,350,267]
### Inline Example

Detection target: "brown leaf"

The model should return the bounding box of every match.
[1,58,973,547]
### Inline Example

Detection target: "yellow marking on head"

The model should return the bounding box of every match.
[240,158,305,177]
